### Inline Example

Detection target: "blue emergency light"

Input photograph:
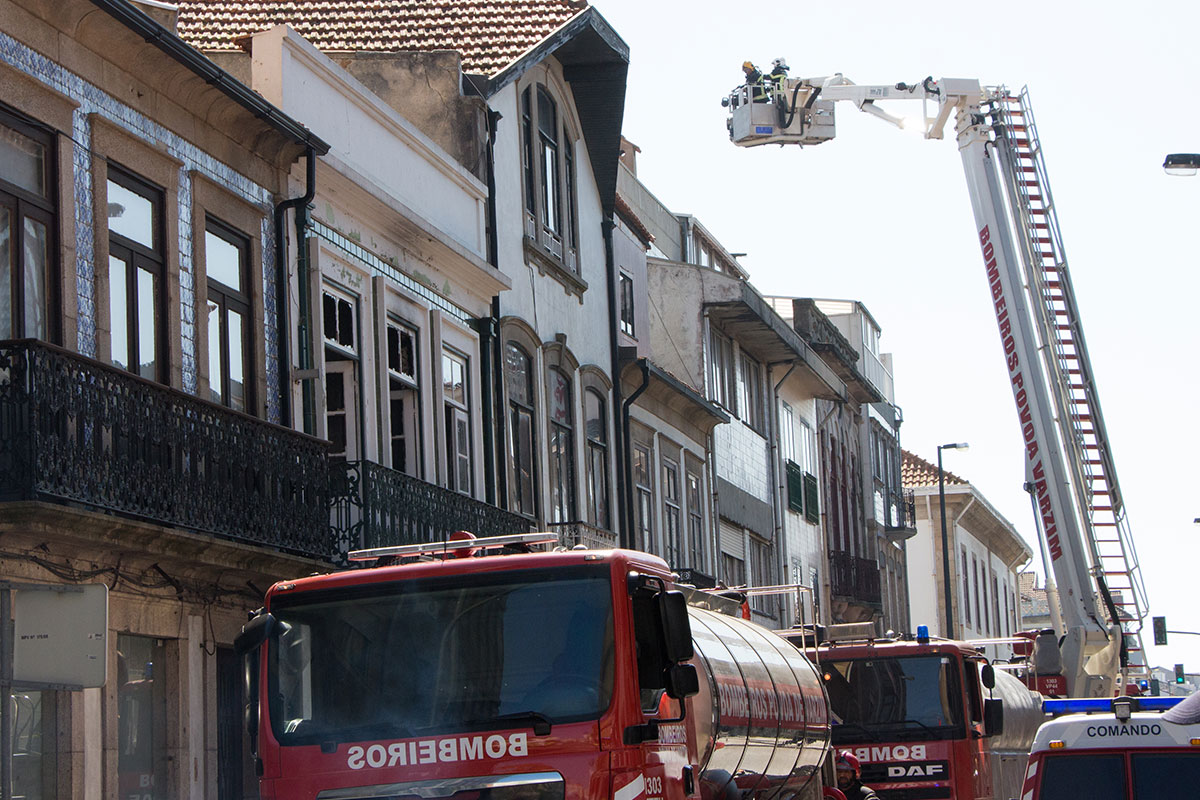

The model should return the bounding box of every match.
[1043,696,1184,715]
[916,625,930,643]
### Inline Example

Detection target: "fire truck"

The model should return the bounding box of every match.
[235,533,834,800]
[787,623,1044,800]
[1019,694,1200,798]
[726,72,1149,698]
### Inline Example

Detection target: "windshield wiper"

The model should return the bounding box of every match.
[831,721,879,741]
[453,711,552,736]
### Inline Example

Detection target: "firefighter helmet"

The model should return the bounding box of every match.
[835,751,861,779]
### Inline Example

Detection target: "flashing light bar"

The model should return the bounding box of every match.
[1043,696,1185,715]
[348,532,562,562]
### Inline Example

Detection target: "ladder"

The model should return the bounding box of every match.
[988,87,1150,681]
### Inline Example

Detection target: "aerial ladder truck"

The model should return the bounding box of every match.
[725,73,1149,698]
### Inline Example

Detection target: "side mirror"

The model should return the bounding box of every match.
[656,591,694,663]
[234,612,288,657]
[665,663,700,700]
[984,698,1004,737]
[981,663,996,690]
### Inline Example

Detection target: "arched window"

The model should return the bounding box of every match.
[505,341,537,517]
[547,367,576,523]
[584,389,609,530]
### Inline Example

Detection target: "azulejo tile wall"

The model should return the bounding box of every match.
[1,32,282,422]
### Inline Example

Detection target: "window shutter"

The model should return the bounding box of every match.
[786,460,804,513]
[803,472,820,523]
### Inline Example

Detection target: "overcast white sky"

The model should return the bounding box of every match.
[593,0,1200,677]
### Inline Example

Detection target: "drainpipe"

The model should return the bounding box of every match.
[620,357,651,549]
[479,107,504,506]
[605,215,629,548]
[771,360,799,620]
[273,147,317,430]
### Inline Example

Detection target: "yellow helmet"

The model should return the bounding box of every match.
[742,61,755,71]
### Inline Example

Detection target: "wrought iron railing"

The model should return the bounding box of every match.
[331,460,531,557]
[545,521,619,551]
[0,340,331,556]
[885,489,917,532]
[829,550,882,604]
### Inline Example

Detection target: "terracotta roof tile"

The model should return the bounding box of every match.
[176,0,586,76]
[902,449,969,489]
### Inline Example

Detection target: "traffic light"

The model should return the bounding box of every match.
[1153,616,1168,646]
[1175,663,1185,684]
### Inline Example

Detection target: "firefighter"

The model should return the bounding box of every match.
[742,60,769,102]
[768,57,790,89]
[835,751,880,800]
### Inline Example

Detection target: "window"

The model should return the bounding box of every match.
[738,351,764,431]
[618,273,635,336]
[780,403,795,459]
[117,635,167,800]
[506,342,537,517]
[1038,755,1124,800]
[387,320,421,476]
[972,555,982,631]
[749,537,776,617]
[722,553,745,589]
[9,689,52,800]
[0,108,55,340]
[205,219,252,414]
[634,443,654,552]
[798,420,815,474]
[961,547,971,626]
[443,349,471,494]
[520,83,578,272]
[662,457,681,567]
[322,287,359,461]
[687,470,704,570]
[547,368,575,523]
[108,168,164,382]
[322,289,356,354]
[584,389,609,529]
[708,328,736,413]
[992,572,1001,636]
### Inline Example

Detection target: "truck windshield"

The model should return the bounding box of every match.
[266,565,614,745]
[822,655,964,743]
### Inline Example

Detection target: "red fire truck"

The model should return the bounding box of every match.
[790,624,1044,800]
[236,533,834,800]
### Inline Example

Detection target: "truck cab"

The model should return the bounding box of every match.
[1021,695,1200,800]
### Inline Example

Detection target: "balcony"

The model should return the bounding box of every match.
[331,461,532,556]
[546,521,619,551]
[829,550,882,605]
[885,489,918,540]
[0,340,331,557]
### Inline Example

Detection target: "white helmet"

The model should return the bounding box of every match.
[771,57,789,71]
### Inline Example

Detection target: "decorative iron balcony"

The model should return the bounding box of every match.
[885,489,918,538]
[829,550,883,604]
[545,521,619,551]
[0,340,331,556]
[330,460,531,557]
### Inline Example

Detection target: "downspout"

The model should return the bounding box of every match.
[274,147,317,430]
[604,215,628,548]
[479,107,504,506]
[771,361,800,622]
[620,357,651,549]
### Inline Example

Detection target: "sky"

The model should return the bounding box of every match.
[591,0,1200,677]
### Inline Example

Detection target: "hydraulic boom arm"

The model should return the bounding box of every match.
[726,73,1148,697]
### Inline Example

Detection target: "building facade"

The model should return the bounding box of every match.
[1,0,333,796]
[903,449,1033,661]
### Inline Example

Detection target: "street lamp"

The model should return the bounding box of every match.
[1163,153,1200,177]
[937,442,969,638]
